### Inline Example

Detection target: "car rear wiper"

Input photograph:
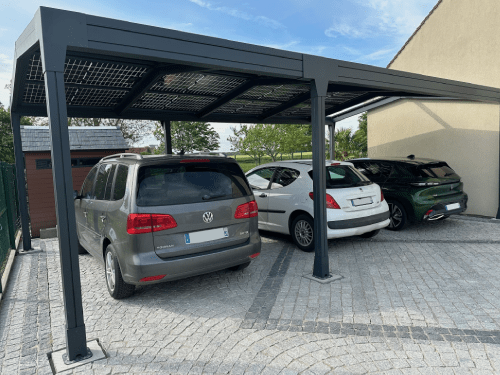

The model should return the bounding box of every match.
[202,194,229,200]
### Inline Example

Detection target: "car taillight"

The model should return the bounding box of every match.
[381,189,385,202]
[308,192,341,209]
[249,253,260,259]
[235,200,258,219]
[140,275,166,282]
[180,159,210,163]
[152,215,177,232]
[127,214,177,234]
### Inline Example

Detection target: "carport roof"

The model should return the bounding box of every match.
[10,7,500,123]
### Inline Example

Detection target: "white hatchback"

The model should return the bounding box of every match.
[246,160,390,251]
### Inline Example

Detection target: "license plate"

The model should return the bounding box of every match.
[446,203,460,211]
[185,227,229,244]
[351,197,373,206]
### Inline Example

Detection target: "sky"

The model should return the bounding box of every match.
[0,0,439,150]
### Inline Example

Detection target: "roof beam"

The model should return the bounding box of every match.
[196,79,260,118]
[328,83,392,93]
[258,92,310,121]
[325,93,380,116]
[196,78,303,118]
[114,65,206,115]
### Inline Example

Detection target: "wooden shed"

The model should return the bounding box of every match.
[21,125,128,237]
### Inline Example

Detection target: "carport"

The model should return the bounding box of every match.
[10,6,500,363]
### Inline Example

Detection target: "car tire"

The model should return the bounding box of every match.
[359,229,380,238]
[291,214,315,252]
[387,201,407,231]
[77,240,88,254]
[104,245,135,299]
[228,261,251,271]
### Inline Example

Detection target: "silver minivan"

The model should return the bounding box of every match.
[74,153,261,299]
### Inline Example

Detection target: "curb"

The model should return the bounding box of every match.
[0,230,22,303]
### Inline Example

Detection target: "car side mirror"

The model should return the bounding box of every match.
[74,190,81,200]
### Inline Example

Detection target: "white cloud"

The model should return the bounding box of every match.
[325,24,368,39]
[360,47,398,62]
[187,0,285,30]
[325,0,436,42]
[0,54,13,107]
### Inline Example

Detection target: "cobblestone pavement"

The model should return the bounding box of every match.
[2,216,500,374]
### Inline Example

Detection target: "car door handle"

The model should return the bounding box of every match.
[259,193,267,198]
[100,215,106,222]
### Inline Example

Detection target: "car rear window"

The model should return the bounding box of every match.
[410,162,460,179]
[308,165,372,189]
[136,162,252,206]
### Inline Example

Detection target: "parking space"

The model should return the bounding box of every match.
[2,216,500,374]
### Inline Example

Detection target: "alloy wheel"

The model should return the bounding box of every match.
[295,219,313,247]
[105,251,116,292]
[388,202,403,229]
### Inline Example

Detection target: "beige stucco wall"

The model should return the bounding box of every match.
[368,0,500,217]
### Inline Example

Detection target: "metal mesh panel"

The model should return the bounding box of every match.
[23,83,47,104]
[326,91,366,104]
[64,58,148,88]
[66,87,127,107]
[25,55,148,88]
[133,93,216,111]
[152,73,245,96]
[240,84,309,101]
[278,101,312,117]
[27,55,44,81]
[216,99,279,115]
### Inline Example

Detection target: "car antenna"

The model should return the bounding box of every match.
[179,149,185,156]
[407,154,415,160]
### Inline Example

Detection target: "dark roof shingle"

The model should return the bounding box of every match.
[21,126,129,152]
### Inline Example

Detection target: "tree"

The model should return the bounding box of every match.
[352,112,367,156]
[68,118,153,146]
[0,102,32,163]
[281,124,312,154]
[228,124,263,164]
[229,124,290,162]
[229,123,319,162]
[153,121,220,154]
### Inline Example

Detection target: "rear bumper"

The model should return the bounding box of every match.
[120,237,261,285]
[326,210,390,239]
[424,197,468,220]
[328,211,390,229]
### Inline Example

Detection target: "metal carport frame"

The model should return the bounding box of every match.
[10,6,500,362]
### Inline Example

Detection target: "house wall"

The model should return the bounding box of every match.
[25,150,122,237]
[368,0,500,217]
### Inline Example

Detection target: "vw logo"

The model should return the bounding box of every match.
[203,212,214,223]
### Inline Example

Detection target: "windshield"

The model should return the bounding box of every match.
[308,165,372,189]
[136,162,252,206]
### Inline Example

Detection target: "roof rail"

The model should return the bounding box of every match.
[101,153,143,161]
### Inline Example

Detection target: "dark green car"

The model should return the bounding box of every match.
[349,156,468,230]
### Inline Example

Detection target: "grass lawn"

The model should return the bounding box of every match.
[232,152,313,173]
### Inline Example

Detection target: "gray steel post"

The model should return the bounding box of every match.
[329,121,336,160]
[10,113,32,250]
[44,69,88,361]
[311,80,330,279]
[162,120,172,154]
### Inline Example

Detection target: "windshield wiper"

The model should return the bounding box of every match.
[202,194,229,200]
